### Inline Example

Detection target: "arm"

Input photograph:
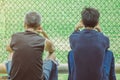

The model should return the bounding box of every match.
[6,45,13,53]
[39,30,49,39]
[44,39,55,54]
[94,24,110,49]
[36,27,55,53]
[6,37,14,59]
[37,27,55,60]
[0,45,12,74]
[6,45,13,60]
[36,26,49,39]
[74,20,84,31]
[69,21,83,49]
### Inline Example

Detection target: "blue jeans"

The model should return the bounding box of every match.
[6,60,58,80]
[43,60,58,80]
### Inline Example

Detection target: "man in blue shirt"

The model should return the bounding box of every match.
[69,8,110,80]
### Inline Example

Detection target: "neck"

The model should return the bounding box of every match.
[85,27,94,30]
[26,28,37,33]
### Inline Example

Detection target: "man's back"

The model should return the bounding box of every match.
[69,29,109,80]
[10,31,45,80]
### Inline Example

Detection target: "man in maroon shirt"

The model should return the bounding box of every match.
[8,11,58,80]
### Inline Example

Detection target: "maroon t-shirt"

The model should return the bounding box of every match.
[10,31,45,80]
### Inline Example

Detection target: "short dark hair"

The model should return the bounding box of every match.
[24,11,41,29]
[81,8,100,28]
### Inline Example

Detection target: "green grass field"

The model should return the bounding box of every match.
[58,74,120,80]
[0,0,120,79]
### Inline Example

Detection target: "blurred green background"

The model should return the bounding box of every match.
[0,0,120,79]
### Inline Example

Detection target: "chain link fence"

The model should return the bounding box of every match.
[0,0,120,63]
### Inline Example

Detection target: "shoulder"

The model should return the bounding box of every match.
[98,32,109,41]
[69,31,81,39]
[106,50,113,56]
[12,32,25,35]
[98,32,110,48]
[11,32,24,37]
[37,34,45,41]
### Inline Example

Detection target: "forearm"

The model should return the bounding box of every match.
[45,39,55,54]
[39,29,55,53]
[36,29,49,39]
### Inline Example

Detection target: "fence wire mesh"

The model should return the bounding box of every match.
[0,0,120,63]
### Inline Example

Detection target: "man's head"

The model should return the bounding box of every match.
[81,8,100,28]
[24,11,41,30]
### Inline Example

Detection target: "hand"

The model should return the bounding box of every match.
[36,26,44,33]
[36,30,45,34]
[75,20,84,31]
[94,24,102,32]
[47,53,56,61]
[36,27,49,39]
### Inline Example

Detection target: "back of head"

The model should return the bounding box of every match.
[24,11,41,29]
[81,8,100,28]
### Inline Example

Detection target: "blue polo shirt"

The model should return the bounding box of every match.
[69,29,109,80]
